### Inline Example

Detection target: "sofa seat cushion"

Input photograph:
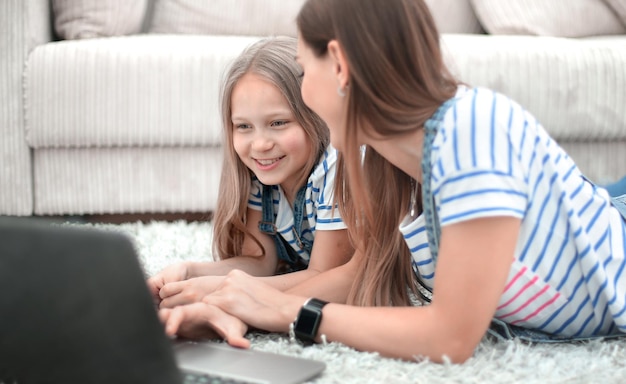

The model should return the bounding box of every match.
[441,34,626,141]
[32,146,223,214]
[25,34,260,148]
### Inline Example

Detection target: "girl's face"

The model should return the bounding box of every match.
[231,73,312,199]
[296,37,347,151]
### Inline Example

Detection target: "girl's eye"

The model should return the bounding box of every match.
[271,120,288,127]
[235,123,251,130]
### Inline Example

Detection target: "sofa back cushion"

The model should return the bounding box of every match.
[470,0,626,37]
[148,0,305,36]
[425,0,484,34]
[25,35,261,148]
[604,0,626,26]
[52,0,148,39]
[149,0,485,36]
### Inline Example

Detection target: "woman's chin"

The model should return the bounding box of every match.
[329,136,343,152]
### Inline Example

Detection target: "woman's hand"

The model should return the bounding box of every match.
[158,275,225,308]
[159,302,250,349]
[204,270,307,333]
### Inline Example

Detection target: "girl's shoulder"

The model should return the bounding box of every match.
[309,144,339,179]
[305,144,340,198]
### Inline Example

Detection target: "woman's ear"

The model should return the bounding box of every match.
[327,40,350,89]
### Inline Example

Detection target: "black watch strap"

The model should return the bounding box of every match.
[293,298,328,343]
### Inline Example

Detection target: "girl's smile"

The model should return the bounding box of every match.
[253,156,285,169]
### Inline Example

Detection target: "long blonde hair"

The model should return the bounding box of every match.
[213,37,330,260]
[297,0,459,306]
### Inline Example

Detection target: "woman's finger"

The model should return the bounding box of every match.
[160,307,184,336]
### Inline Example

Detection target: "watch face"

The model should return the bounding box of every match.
[297,308,320,335]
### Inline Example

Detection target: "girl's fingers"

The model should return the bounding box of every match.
[159,281,183,299]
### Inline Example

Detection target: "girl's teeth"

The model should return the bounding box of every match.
[258,159,278,166]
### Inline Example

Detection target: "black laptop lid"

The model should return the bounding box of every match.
[0,217,182,384]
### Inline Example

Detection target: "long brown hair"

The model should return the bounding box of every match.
[297,0,458,306]
[213,37,329,260]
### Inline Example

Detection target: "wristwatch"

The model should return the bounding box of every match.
[293,298,328,344]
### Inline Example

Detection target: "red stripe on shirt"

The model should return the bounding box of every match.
[510,291,562,325]
[499,283,549,319]
[497,274,538,311]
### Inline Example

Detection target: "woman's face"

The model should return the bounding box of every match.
[296,37,347,151]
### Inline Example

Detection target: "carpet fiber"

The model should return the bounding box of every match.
[84,220,626,384]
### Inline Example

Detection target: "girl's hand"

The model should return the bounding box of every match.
[203,270,306,333]
[146,262,192,303]
[159,302,250,349]
[158,275,225,308]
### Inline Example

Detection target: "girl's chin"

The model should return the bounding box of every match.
[254,175,284,186]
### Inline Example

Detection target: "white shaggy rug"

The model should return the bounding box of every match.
[85,220,626,384]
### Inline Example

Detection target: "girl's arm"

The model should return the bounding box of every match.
[256,228,354,293]
[155,209,353,306]
[203,216,519,363]
[284,248,361,302]
[187,208,278,277]
[150,209,277,305]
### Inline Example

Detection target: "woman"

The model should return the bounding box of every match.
[160,0,626,363]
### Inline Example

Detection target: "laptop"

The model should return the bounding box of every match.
[0,217,325,384]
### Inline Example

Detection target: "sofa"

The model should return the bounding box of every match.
[1,0,625,216]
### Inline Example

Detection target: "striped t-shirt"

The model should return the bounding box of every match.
[401,86,626,338]
[248,145,346,263]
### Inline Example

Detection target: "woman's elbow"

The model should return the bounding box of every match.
[429,333,480,364]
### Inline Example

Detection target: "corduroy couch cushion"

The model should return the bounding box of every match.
[470,0,626,37]
[52,0,148,39]
[25,35,260,148]
[148,0,304,36]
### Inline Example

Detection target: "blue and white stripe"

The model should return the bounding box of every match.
[401,86,626,338]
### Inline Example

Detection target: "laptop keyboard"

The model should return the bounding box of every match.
[181,370,252,384]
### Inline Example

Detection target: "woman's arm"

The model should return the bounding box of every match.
[159,251,360,342]
[310,216,519,362]
[203,216,519,363]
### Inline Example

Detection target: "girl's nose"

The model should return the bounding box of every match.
[251,132,274,152]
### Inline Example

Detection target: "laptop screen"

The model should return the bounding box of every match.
[0,217,182,384]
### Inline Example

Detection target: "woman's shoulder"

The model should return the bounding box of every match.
[451,86,529,118]
[443,86,538,134]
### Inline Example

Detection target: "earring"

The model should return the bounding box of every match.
[337,84,348,97]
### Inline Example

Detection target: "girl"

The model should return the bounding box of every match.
[148,36,352,308]
[159,0,626,364]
